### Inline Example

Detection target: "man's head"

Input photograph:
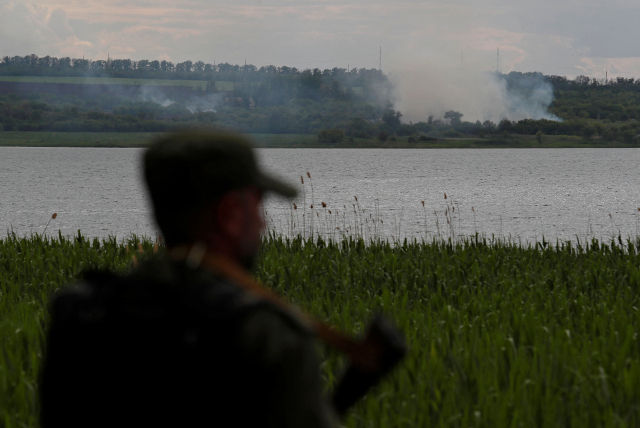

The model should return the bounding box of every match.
[144,131,296,266]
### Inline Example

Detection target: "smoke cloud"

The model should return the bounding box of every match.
[391,64,560,124]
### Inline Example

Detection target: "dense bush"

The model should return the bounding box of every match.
[317,128,345,143]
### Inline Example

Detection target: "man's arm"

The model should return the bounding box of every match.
[237,308,339,428]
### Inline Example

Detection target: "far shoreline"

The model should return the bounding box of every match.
[0,131,638,149]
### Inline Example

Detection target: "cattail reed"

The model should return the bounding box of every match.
[43,212,58,234]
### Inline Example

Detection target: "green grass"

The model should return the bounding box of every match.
[0,76,236,91]
[0,132,162,147]
[3,232,640,427]
[0,131,638,149]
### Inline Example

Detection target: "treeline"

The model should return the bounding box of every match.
[1,91,639,144]
[0,54,387,87]
[548,74,640,92]
[0,54,392,106]
[0,92,387,134]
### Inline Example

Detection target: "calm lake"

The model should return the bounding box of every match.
[1,147,639,243]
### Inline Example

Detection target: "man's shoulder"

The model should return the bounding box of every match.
[63,258,312,336]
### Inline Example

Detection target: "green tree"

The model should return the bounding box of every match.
[536,130,543,144]
[345,117,374,138]
[444,110,463,126]
[382,109,402,128]
[317,129,344,143]
[582,125,596,140]
[622,129,637,144]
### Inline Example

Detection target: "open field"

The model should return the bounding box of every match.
[0,76,236,91]
[0,131,638,148]
[3,233,640,427]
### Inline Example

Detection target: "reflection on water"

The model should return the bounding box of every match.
[1,147,639,242]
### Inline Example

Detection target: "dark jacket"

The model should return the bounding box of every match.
[40,258,337,428]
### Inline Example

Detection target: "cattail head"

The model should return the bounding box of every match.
[310,204,313,209]
[300,175,304,184]
[472,207,475,212]
[452,206,455,212]
[421,201,424,207]
[328,210,331,214]
[637,208,640,212]
[354,196,358,201]
[306,172,311,178]
[52,213,58,219]
[609,213,612,218]
[321,201,326,208]
[293,203,297,210]
[444,193,447,199]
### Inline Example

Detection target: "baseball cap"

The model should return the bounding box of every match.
[144,131,297,208]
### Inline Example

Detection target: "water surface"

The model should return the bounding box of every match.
[1,147,639,242]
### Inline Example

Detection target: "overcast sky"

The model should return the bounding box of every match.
[1,0,639,79]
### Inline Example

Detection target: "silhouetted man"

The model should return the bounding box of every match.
[40,132,338,427]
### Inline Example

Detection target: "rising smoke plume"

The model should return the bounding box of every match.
[391,64,560,124]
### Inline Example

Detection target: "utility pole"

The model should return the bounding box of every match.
[606,70,608,84]
[497,47,499,74]
[379,46,382,72]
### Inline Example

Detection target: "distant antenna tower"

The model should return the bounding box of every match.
[497,47,500,74]
[606,70,608,84]
[379,46,382,71]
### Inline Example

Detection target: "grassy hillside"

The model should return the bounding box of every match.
[0,76,235,91]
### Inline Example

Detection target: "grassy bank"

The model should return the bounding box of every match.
[3,233,640,427]
[0,131,638,148]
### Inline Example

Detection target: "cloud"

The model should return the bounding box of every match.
[0,0,93,57]
[0,0,638,80]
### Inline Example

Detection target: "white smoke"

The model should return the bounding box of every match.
[137,86,174,107]
[391,64,560,124]
[184,93,225,113]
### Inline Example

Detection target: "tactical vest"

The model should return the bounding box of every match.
[40,259,291,428]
